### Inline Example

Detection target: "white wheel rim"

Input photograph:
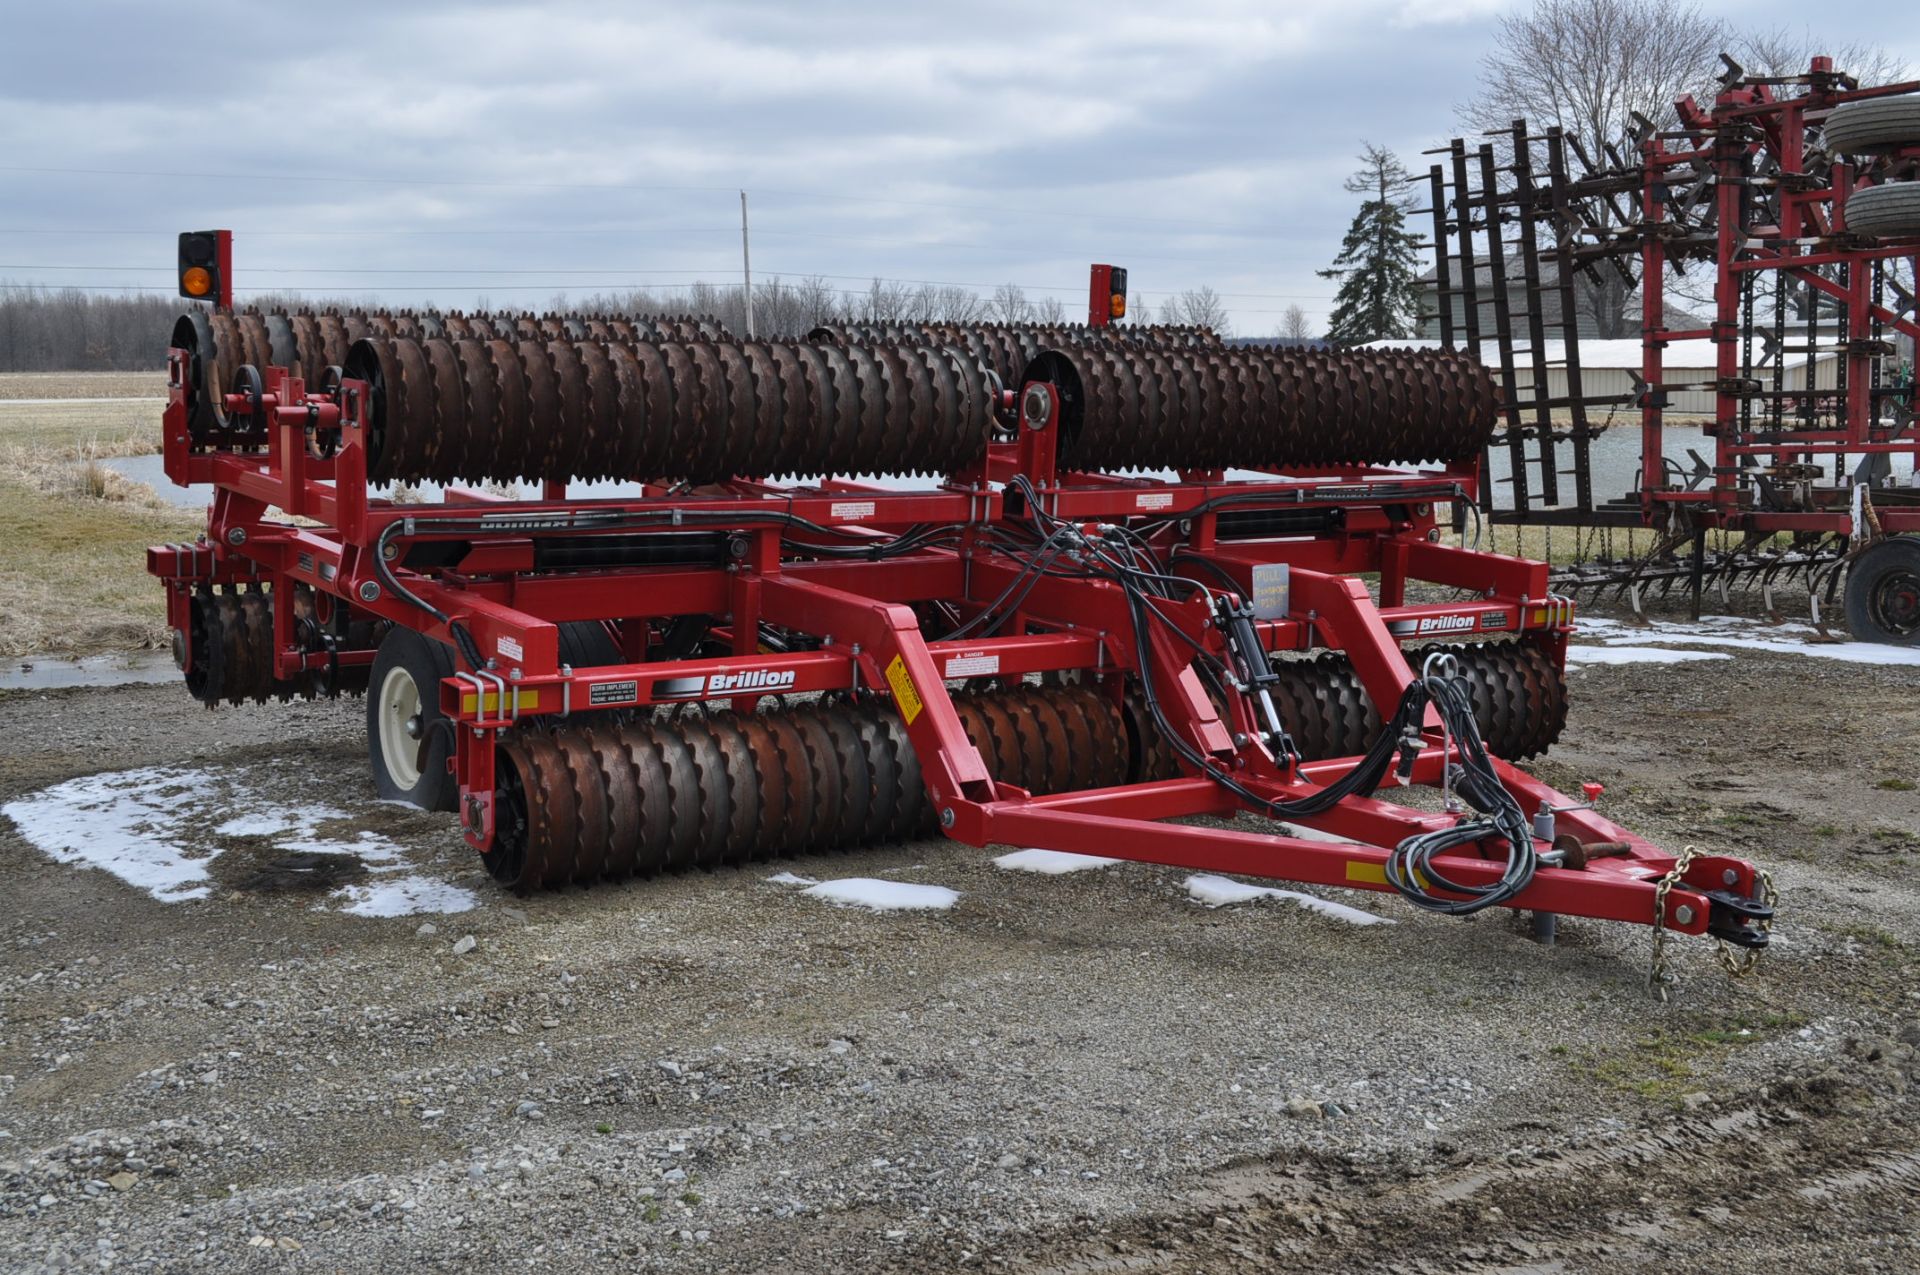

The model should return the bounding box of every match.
[378,665,423,790]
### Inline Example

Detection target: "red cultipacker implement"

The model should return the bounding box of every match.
[147,255,1774,973]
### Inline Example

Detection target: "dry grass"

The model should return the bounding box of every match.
[0,371,167,401]
[0,477,202,657]
[0,381,200,657]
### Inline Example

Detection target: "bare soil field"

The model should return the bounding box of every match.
[1,615,1917,1273]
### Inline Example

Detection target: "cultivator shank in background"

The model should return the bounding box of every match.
[1430,56,1920,628]
[147,254,1775,978]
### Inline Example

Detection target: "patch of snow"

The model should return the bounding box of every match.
[216,805,346,839]
[800,878,959,911]
[334,876,480,918]
[993,848,1122,874]
[1185,873,1394,926]
[2,764,472,916]
[766,871,819,886]
[1574,614,1920,666]
[281,832,403,863]
[1563,645,1730,666]
[1,767,218,902]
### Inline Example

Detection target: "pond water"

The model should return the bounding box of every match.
[0,649,179,690]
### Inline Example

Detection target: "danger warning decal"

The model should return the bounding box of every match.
[885,654,924,725]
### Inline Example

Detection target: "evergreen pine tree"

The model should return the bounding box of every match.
[1317,144,1425,344]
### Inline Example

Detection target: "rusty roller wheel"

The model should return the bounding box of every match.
[178,586,316,707]
[344,335,997,485]
[1264,640,1567,763]
[170,307,731,438]
[486,683,1132,893]
[1025,344,1499,472]
[808,321,1225,389]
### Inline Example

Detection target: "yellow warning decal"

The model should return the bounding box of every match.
[886,654,923,725]
[1347,859,1428,889]
[459,689,540,715]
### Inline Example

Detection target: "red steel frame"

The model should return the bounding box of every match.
[148,312,1769,948]
[1637,58,1920,534]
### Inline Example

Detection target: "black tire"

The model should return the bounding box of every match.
[1823,94,1920,156]
[367,627,459,810]
[1845,183,1920,240]
[367,621,619,810]
[557,620,622,668]
[1844,537,1920,646]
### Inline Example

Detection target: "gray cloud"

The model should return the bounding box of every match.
[1,1,1912,333]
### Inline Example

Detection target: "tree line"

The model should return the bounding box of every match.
[0,285,188,373]
[0,278,1241,373]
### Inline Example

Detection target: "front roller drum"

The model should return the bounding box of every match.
[488,684,1132,893]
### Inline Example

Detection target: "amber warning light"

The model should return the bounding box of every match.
[178,230,228,304]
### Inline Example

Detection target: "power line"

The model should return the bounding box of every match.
[0,279,1328,316]
[0,225,1336,266]
[0,264,1335,300]
[0,164,1283,235]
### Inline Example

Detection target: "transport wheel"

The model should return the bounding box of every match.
[1844,537,1920,646]
[367,627,459,811]
[1822,94,1920,155]
[1843,183,1920,240]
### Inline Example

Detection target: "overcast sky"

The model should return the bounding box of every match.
[3,1,1915,334]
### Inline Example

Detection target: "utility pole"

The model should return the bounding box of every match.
[740,190,754,339]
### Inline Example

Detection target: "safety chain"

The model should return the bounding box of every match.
[1649,846,1777,1001]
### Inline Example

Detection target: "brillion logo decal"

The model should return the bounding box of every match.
[1387,614,1478,637]
[653,668,799,699]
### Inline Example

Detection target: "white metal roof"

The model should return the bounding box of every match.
[1360,337,1832,371]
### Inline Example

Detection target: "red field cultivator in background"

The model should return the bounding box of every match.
[1430,57,1920,633]
[146,244,1774,979]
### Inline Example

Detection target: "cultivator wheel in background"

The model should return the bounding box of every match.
[1844,537,1920,645]
[179,584,387,706]
[488,683,1133,893]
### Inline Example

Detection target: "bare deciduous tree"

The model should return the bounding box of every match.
[1278,304,1313,341]
[1735,28,1912,87]
[1460,0,1728,337]
[1168,286,1231,335]
[989,283,1030,324]
[1034,295,1067,324]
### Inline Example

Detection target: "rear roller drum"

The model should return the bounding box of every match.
[486,683,1130,893]
[1261,640,1568,764]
